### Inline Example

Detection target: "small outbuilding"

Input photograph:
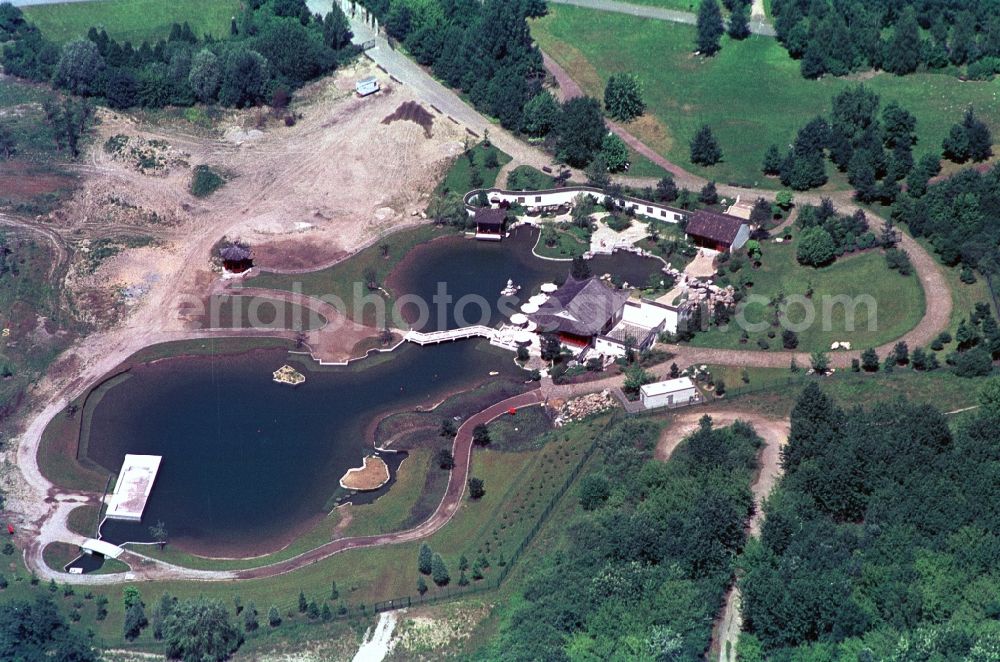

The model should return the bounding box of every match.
[640,377,700,409]
[474,207,507,241]
[219,243,253,274]
[685,209,750,253]
[355,76,380,97]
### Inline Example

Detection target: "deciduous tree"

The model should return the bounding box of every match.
[604,73,645,121]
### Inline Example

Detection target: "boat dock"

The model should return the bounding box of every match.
[105,454,162,522]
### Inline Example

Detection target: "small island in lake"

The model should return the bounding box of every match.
[272,365,305,386]
[339,456,390,491]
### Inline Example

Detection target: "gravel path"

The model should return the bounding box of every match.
[547,0,777,37]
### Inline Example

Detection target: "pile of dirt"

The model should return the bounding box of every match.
[382,100,435,138]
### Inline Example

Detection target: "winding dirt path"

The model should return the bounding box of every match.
[656,410,789,662]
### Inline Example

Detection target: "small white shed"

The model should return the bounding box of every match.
[640,377,699,409]
[355,76,380,96]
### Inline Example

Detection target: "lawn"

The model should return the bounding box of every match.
[534,222,590,259]
[689,241,925,352]
[531,5,1000,187]
[712,368,991,420]
[506,165,558,191]
[436,142,511,196]
[22,0,240,44]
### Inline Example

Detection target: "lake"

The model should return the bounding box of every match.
[390,225,663,331]
[86,341,524,557]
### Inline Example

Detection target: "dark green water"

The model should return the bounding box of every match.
[390,226,664,331]
[85,226,659,557]
[89,341,523,556]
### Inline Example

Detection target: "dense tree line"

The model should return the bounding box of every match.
[478,417,762,660]
[767,85,932,202]
[739,383,1000,658]
[794,199,874,266]
[359,0,545,131]
[772,0,1000,79]
[894,160,1000,275]
[0,596,97,661]
[0,0,356,109]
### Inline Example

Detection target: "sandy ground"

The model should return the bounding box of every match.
[340,456,391,490]
[353,612,399,662]
[656,409,790,662]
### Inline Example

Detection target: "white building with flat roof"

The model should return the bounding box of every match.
[640,377,700,409]
[105,454,162,522]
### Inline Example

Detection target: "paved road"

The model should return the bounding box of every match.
[548,0,777,37]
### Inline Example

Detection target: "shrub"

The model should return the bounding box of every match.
[782,329,799,349]
[578,474,610,510]
[796,227,836,266]
[190,165,225,198]
[606,214,632,232]
[861,348,880,372]
[468,477,485,499]
[437,448,455,470]
[952,347,993,377]
[885,247,913,275]
[431,554,450,586]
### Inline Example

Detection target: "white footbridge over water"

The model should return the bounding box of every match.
[403,325,520,351]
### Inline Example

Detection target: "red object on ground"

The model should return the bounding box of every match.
[6,524,13,535]
[508,408,517,415]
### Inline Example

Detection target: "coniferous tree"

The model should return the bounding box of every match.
[297,591,307,613]
[431,553,450,586]
[727,1,751,40]
[883,7,922,75]
[695,0,725,56]
[948,11,977,65]
[656,175,679,202]
[555,96,606,168]
[418,543,433,575]
[123,602,148,640]
[690,124,722,166]
[861,347,879,372]
[699,180,719,204]
[243,602,258,632]
[268,606,281,627]
[762,144,783,175]
[963,107,993,162]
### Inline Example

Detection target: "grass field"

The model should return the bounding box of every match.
[712,367,990,419]
[22,0,240,44]
[532,5,1000,187]
[689,241,925,352]
[436,143,511,196]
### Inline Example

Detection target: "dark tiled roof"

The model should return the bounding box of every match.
[528,276,629,336]
[220,244,252,261]
[685,210,746,245]
[474,207,507,227]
